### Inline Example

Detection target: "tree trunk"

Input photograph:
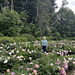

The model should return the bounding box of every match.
[11,0,13,10]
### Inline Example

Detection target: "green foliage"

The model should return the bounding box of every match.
[0,9,20,36]
[7,26,19,37]
[0,33,4,37]
[0,0,75,38]
[19,34,35,41]
[55,7,75,37]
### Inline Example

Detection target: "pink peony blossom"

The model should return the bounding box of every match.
[27,68,30,71]
[11,72,15,75]
[50,63,53,66]
[64,63,68,69]
[58,61,61,65]
[54,45,56,47]
[20,66,23,68]
[29,73,32,75]
[61,52,64,56]
[73,62,75,65]
[60,67,66,75]
[33,70,37,75]
[68,58,73,61]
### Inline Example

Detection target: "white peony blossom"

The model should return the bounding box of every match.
[31,51,33,53]
[8,57,10,60]
[17,56,19,59]
[29,57,32,60]
[4,59,8,64]
[0,57,2,60]
[29,52,31,54]
[27,50,29,52]
[16,50,19,53]
[24,58,25,60]
[21,74,25,75]
[9,52,12,55]
[14,42,16,45]
[10,43,13,45]
[0,47,3,49]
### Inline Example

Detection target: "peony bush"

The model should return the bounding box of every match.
[0,39,74,75]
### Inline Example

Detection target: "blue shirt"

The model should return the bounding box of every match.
[42,39,48,47]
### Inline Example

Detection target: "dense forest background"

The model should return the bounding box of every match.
[0,0,75,39]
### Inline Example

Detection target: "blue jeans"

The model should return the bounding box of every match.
[42,46,46,52]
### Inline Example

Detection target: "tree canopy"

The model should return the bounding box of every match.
[0,0,75,38]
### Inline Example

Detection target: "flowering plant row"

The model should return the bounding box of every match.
[0,39,74,75]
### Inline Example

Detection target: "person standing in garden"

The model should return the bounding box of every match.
[42,36,48,52]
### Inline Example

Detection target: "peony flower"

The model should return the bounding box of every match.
[22,74,25,75]
[11,72,14,75]
[58,61,61,65]
[20,47,22,48]
[29,73,32,75]
[69,50,71,52]
[61,52,64,56]
[7,69,10,73]
[54,45,56,47]
[10,43,13,46]
[64,63,68,69]
[14,42,16,45]
[64,51,68,55]
[27,50,30,52]
[1,43,4,46]
[34,51,36,53]
[27,68,30,71]
[60,67,66,75]
[73,62,75,65]
[0,57,2,60]
[57,52,59,54]
[24,58,25,60]
[19,55,24,59]
[33,70,37,75]
[15,48,16,50]
[30,68,33,70]
[8,57,10,60]
[35,64,40,69]
[29,57,32,60]
[17,56,19,59]
[29,52,31,54]
[11,50,14,53]
[57,59,59,61]
[9,52,12,55]
[68,58,73,61]
[30,62,34,64]
[50,63,53,66]
[0,47,3,49]
[20,66,23,68]
[16,50,19,53]
[22,49,26,51]
[4,59,8,64]
[13,55,16,58]
[58,66,61,70]
[59,51,61,53]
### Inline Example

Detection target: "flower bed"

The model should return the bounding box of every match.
[0,39,74,75]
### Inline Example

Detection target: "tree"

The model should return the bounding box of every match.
[0,0,10,12]
[13,0,37,23]
[55,7,75,37]
[0,9,20,36]
[62,0,68,7]
[37,0,51,36]
[11,0,14,10]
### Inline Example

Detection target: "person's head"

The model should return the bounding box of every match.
[43,36,46,40]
